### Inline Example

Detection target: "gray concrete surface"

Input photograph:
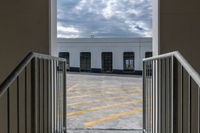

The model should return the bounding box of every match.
[67,72,143,133]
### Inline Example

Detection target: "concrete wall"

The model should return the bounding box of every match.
[57,38,152,73]
[159,0,200,73]
[0,0,50,84]
[0,0,50,132]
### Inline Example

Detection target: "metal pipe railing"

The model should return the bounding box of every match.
[143,51,200,133]
[0,52,66,133]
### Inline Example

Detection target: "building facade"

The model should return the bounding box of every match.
[57,38,152,75]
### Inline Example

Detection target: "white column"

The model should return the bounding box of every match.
[50,0,58,56]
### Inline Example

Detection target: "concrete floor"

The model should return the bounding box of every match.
[67,73,143,133]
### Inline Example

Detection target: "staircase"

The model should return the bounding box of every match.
[1,51,200,133]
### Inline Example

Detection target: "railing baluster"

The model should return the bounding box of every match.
[146,61,148,132]
[168,57,171,133]
[58,61,60,132]
[7,88,10,133]
[198,87,200,133]
[63,61,66,133]
[147,61,148,132]
[146,61,149,132]
[164,59,166,133]
[56,60,58,132]
[158,59,161,133]
[188,76,191,133]
[38,58,41,133]
[25,67,27,133]
[171,56,174,133]
[143,61,146,133]
[151,60,154,133]
[59,62,62,133]
[165,58,169,133]
[47,60,49,133]
[154,60,157,133]
[61,62,63,132]
[31,57,37,133]
[17,77,19,133]
[53,60,55,132]
[180,65,183,133]
[48,60,52,133]
[42,59,45,133]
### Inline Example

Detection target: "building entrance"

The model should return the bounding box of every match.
[102,52,113,72]
[123,52,135,72]
[80,52,91,72]
[59,52,70,70]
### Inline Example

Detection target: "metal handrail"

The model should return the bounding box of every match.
[143,51,200,133]
[0,52,65,97]
[143,51,200,87]
[0,52,67,133]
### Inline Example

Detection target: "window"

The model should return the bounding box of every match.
[145,52,152,58]
[80,52,91,72]
[102,52,113,72]
[123,52,135,72]
[59,52,70,70]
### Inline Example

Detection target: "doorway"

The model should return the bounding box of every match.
[123,52,135,72]
[59,52,70,70]
[102,52,113,72]
[80,52,91,72]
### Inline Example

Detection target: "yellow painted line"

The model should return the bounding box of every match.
[67,90,142,99]
[70,86,141,92]
[68,89,141,94]
[67,99,142,116]
[84,108,142,126]
[67,93,139,106]
[67,84,78,92]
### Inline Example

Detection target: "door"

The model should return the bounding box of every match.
[80,52,91,72]
[59,52,70,70]
[123,52,135,72]
[102,52,113,72]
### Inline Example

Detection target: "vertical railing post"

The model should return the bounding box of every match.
[170,56,174,133]
[31,57,38,133]
[172,56,179,133]
[63,61,67,133]
[154,60,158,133]
[198,87,200,133]
[48,60,52,133]
[143,61,146,133]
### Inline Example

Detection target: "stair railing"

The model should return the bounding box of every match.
[0,52,66,133]
[143,51,200,133]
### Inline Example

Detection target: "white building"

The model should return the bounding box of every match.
[57,38,152,75]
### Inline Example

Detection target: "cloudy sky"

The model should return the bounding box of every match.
[57,0,152,38]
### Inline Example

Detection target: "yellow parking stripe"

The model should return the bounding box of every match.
[67,93,139,106]
[67,99,142,116]
[67,90,141,99]
[70,86,141,92]
[67,84,78,92]
[84,109,142,126]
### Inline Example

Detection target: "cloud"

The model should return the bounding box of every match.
[57,23,80,38]
[57,0,152,38]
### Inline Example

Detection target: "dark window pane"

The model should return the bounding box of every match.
[145,52,152,58]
